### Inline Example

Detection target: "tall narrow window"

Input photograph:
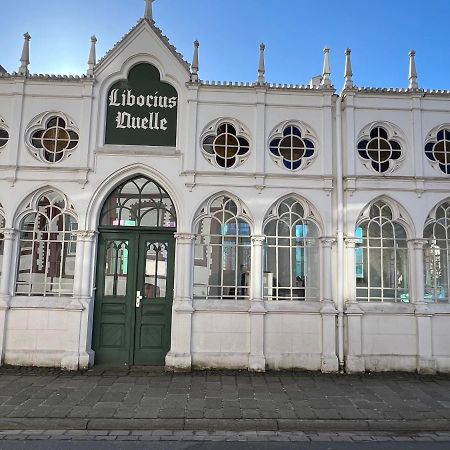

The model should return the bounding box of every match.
[263,197,320,301]
[100,176,176,228]
[16,191,77,296]
[355,200,409,302]
[194,195,251,300]
[424,201,450,303]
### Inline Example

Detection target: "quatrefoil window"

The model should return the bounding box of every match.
[0,117,8,149]
[202,122,250,169]
[425,129,450,174]
[357,126,402,173]
[28,114,79,163]
[269,124,316,170]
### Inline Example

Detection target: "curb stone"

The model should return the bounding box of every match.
[0,418,449,433]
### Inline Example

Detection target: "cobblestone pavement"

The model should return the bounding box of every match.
[0,430,449,443]
[0,367,450,433]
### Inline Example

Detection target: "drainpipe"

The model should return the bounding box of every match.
[336,95,345,373]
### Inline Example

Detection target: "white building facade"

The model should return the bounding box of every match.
[0,3,450,373]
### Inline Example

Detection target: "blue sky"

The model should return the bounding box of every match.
[1,0,449,90]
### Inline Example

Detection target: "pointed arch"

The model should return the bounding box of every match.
[15,189,78,297]
[86,164,182,231]
[355,197,410,302]
[263,195,321,301]
[193,193,252,300]
[99,175,177,229]
[423,199,450,303]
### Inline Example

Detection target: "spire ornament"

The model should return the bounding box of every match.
[257,43,266,85]
[191,40,199,82]
[409,50,418,90]
[87,35,97,77]
[144,0,154,21]
[344,48,353,89]
[19,32,31,76]
[321,47,332,87]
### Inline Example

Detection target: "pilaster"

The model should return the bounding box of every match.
[0,229,18,366]
[166,232,196,370]
[249,235,266,371]
[409,238,436,373]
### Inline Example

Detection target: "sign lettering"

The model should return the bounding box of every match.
[105,63,178,146]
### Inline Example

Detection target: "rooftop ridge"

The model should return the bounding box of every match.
[96,19,190,72]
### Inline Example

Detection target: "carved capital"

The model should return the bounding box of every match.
[344,237,359,249]
[1,228,18,240]
[320,237,336,248]
[174,233,196,243]
[408,238,428,250]
[251,235,265,246]
[72,230,98,241]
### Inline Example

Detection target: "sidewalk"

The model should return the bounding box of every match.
[0,366,450,433]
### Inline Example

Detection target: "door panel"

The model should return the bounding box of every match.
[134,235,175,365]
[93,231,174,366]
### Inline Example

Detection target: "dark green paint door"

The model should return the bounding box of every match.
[93,230,175,366]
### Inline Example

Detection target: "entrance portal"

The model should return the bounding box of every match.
[93,176,177,366]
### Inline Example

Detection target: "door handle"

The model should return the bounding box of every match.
[136,290,143,308]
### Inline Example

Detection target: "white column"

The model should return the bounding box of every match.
[319,237,338,373]
[0,229,17,365]
[344,237,365,373]
[61,231,97,370]
[79,231,97,368]
[166,233,195,370]
[409,238,436,373]
[249,235,266,371]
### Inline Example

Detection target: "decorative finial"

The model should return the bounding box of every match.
[344,48,353,89]
[144,0,154,21]
[19,32,31,76]
[409,49,418,90]
[87,35,97,77]
[257,43,266,84]
[191,40,200,82]
[321,47,332,87]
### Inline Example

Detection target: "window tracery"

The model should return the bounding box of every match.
[268,122,317,170]
[100,176,177,228]
[193,195,251,300]
[0,117,9,149]
[263,197,320,301]
[425,127,450,175]
[424,201,450,303]
[16,191,77,296]
[201,120,250,169]
[355,200,409,302]
[357,124,403,173]
[26,112,79,163]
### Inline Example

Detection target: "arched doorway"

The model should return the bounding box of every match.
[92,176,177,366]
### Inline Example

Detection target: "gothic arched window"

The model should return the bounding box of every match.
[263,197,320,301]
[355,200,409,302]
[16,191,78,296]
[424,201,450,303]
[100,176,177,228]
[193,195,251,300]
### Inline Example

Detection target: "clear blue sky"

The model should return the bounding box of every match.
[1,0,449,90]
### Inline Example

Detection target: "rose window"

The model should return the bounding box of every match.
[29,116,79,163]
[425,129,450,174]
[357,126,402,173]
[202,123,250,168]
[269,125,316,170]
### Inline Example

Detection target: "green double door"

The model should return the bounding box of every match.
[93,230,175,366]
